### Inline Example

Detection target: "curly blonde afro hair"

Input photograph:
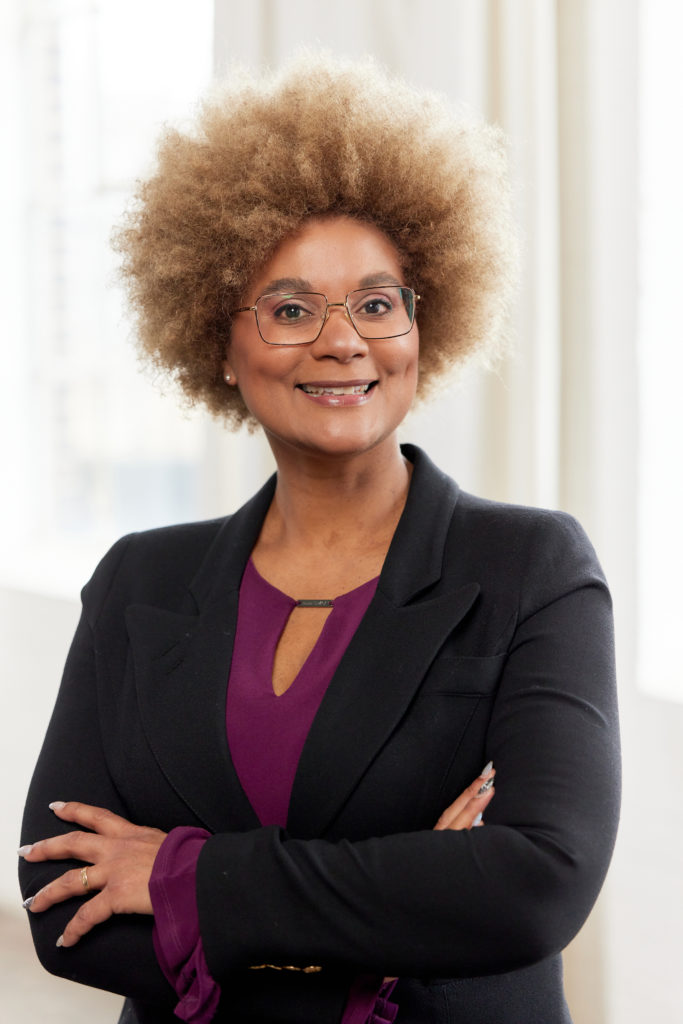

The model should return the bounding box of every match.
[114,52,518,427]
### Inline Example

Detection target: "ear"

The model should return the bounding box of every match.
[222,357,237,387]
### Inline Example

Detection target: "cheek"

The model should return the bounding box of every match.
[392,330,419,381]
[224,341,301,411]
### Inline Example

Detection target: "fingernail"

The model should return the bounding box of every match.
[472,812,483,827]
[49,801,66,811]
[56,935,64,948]
[17,845,33,857]
[477,777,494,795]
[22,896,35,910]
[479,761,493,778]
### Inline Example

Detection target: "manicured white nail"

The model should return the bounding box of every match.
[49,801,66,811]
[479,761,493,777]
[472,812,483,827]
[22,895,35,909]
[56,935,64,947]
[477,777,494,795]
[17,845,33,857]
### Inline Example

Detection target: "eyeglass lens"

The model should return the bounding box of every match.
[254,286,415,345]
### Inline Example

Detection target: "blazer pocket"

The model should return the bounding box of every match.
[418,653,507,698]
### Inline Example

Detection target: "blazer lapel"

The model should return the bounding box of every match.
[286,584,479,838]
[288,446,480,838]
[125,445,479,839]
[126,476,277,834]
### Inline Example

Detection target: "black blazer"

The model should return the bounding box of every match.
[20,445,620,1024]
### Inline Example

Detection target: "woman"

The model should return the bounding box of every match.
[18,55,620,1024]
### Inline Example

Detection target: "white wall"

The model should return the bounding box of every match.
[1,588,79,908]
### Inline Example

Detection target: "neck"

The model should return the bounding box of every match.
[262,439,411,555]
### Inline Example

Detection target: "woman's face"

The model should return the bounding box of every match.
[224,216,419,463]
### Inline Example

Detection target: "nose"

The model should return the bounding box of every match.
[311,303,369,361]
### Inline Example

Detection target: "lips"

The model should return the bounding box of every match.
[297,381,377,396]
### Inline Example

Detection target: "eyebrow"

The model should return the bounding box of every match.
[261,277,312,294]
[259,272,404,296]
[358,272,403,288]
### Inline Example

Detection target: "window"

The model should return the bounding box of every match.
[1,0,214,595]
[637,0,683,700]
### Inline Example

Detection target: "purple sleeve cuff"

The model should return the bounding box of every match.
[150,829,398,1024]
[340,975,399,1024]
[149,826,221,1023]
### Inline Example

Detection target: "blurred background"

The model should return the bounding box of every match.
[1,1,681,1020]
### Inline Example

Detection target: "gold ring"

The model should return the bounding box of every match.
[80,866,89,892]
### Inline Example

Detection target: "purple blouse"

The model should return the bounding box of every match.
[149,559,398,1023]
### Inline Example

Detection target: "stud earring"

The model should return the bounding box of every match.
[224,374,231,383]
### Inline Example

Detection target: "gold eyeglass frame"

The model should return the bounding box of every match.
[231,287,420,346]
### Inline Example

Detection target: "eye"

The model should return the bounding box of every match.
[362,296,392,315]
[273,301,310,322]
[258,292,321,326]
[351,290,395,318]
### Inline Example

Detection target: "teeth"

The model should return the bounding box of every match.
[301,384,370,396]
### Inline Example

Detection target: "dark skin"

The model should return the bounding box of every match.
[250,456,411,696]
[20,217,497,950]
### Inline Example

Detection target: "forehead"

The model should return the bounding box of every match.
[248,216,405,296]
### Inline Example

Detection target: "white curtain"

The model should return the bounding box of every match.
[210,4,683,1023]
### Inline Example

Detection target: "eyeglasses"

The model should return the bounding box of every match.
[231,286,420,346]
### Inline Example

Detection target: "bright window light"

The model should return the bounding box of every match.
[637,0,683,700]
[1,0,213,595]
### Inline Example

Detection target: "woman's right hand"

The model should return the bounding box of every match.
[433,762,495,832]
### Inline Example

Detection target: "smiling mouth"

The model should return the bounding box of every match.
[298,382,377,396]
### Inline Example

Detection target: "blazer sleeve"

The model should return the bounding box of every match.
[18,536,177,1009]
[195,511,620,982]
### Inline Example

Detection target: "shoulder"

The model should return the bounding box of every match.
[407,446,608,610]
[406,442,606,579]
[81,517,229,623]
[450,489,609,616]
[454,487,594,556]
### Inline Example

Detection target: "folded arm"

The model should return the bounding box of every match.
[196,577,619,982]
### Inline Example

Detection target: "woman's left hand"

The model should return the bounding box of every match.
[19,801,166,948]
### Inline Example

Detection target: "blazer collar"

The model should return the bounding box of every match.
[126,445,478,836]
[189,443,461,612]
[188,473,277,608]
[377,443,461,605]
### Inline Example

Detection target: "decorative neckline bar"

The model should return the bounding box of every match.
[295,599,334,608]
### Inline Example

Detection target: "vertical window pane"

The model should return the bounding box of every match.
[638,0,683,700]
[2,0,213,591]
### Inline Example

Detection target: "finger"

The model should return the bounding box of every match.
[27,864,100,914]
[434,764,495,830]
[47,801,136,838]
[18,829,103,864]
[435,785,495,831]
[438,776,495,830]
[57,891,114,948]
[436,763,495,826]
[433,793,470,829]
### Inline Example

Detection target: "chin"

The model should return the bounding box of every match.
[267,424,396,462]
